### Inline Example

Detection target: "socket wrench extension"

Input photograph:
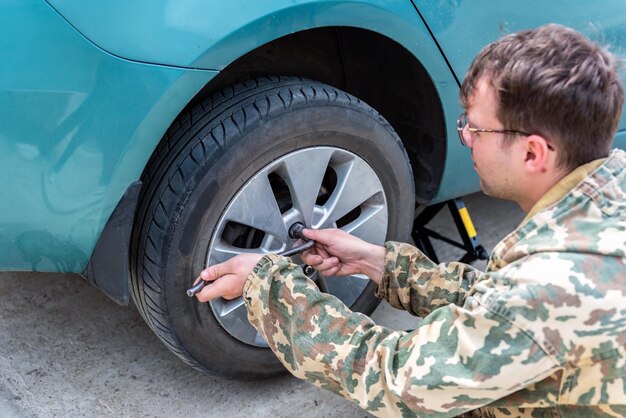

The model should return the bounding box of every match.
[186,223,314,297]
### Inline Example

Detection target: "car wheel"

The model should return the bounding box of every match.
[130,76,415,379]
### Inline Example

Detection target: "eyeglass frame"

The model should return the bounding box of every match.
[456,112,554,150]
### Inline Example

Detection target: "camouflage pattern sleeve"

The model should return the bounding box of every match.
[377,242,483,317]
[243,254,558,417]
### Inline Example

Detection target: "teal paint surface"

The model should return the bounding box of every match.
[0,0,216,271]
[46,0,439,70]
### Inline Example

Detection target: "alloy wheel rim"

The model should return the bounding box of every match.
[207,146,388,347]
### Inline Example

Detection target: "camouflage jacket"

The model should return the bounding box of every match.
[243,149,626,417]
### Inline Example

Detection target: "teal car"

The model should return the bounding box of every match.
[2,0,625,379]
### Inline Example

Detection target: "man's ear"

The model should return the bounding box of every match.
[522,135,553,174]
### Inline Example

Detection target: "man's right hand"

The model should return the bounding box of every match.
[300,228,386,284]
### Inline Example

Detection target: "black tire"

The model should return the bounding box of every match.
[130,76,415,380]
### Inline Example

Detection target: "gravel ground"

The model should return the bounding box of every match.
[0,193,523,418]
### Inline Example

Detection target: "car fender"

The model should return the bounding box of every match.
[47,0,447,70]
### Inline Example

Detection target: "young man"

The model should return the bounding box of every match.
[194,25,626,417]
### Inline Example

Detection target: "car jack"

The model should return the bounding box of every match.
[412,198,489,264]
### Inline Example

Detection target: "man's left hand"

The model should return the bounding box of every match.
[194,253,264,302]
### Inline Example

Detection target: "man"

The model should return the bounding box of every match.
[194,24,626,417]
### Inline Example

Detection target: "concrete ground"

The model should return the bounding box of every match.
[0,193,523,418]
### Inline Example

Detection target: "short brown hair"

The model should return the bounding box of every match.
[460,24,624,170]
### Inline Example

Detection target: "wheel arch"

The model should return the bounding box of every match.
[174,27,448,204]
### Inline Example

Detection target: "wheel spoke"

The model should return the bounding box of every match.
[281,149,334,225]
[211,297,267,346]
[209,240,262,265]
[324,158,384,225]
[322,274,370,306]
[253,332,268,346]
[222,173,288,241]
[348,273,370,282]
[341,203,387,244]
[216,297,246,318]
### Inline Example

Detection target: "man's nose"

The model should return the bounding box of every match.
[465,132,475,148]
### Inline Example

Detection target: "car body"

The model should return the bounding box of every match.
[2,0,625,377]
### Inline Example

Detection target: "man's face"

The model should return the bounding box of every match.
[465,78,522,201]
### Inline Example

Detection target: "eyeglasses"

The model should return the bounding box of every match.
[456,112,553,150]
[456,112,531,146]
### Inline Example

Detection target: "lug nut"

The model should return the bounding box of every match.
[288,222,305,239]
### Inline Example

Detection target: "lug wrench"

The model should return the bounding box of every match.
[186,222,316,297]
